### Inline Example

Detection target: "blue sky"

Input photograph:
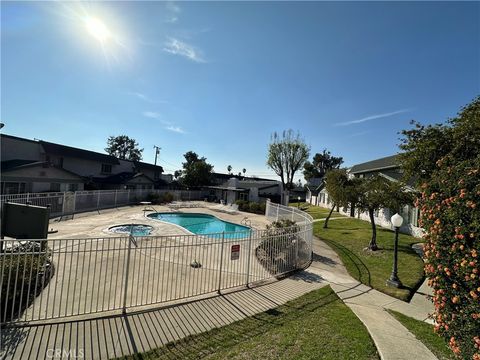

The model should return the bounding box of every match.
[2,1,479,181]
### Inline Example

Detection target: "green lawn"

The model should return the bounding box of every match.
[117,286,379,360]
[289,202,345,220]
[313,217,424,301]
[387,310,454,360]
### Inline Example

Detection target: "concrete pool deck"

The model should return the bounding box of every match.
[48,203,272,239]
[6,202,291,325]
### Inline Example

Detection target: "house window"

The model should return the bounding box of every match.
[400,205,418,227]
[101,164,112,174]
[58,157,64,168]
[68,184,79,192]
[50,183,61,192]
[2,182,27,194]
[239,192,248,201]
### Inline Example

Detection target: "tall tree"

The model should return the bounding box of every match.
[324,169,360,228]
[242,168,246,177]
[227,165,232,175]
[267,130,310,203]
[303,149,343,182]
[180,151,214,188]
[173,170,182,180]
[397,97,480,358]
[105,135,143,161]
[355,175,412,250]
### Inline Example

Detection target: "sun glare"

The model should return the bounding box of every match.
[84,17,111,42]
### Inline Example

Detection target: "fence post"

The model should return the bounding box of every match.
[114,190,117,208]
[73,191,77,216]
[96,191,100,211]
[217,232,225,294]
[123,235,133,314]
[245,230,253,288]
[295,228,300,269]
[62,192,66,216]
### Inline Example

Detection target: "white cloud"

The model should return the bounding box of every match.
[345,130,372,138]
[143,111,161,118]
[163,37,205,63]
[165,125,185,134]
[129,91,167,104]
[166,1,181,13]
[165,16,178,23]
[335,109,411,126]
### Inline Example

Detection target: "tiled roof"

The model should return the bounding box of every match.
[1,159,38,171]
[92,172,154,184]
[349,155,399,174]
[40,141,120,164]
[212,172,275,182]
[133,161,164,173]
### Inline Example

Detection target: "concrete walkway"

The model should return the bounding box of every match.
[1,237,436,360]
[310,237,436,360]
[312,217,345,223]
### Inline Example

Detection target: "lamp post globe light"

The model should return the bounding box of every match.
[387,213,404,288]
[297,196,301,208]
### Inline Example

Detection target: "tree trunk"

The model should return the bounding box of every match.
[323,204,336,229]
[368,208,378,251]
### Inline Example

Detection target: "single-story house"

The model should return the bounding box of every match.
[306,155,422,236]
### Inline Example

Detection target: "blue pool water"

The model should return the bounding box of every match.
[147,212,250,238]
[109,224,153,236]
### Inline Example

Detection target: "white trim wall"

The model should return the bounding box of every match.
[306,188,423,237]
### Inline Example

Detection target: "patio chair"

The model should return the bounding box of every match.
[224,204,239,215]
[211,202,227,212]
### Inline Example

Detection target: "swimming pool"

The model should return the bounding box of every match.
[147,212,250,238]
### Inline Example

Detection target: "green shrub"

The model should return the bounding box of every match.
[420,159,480,359]
[249,202,260,214]
[147,192,163,204]
[235,200,266,214]
[235,200,249,212]
[163,192,174,203]
[1,242,53,322]
[399,97,480,359]
[255,219,308,275]
[259,202,266,214]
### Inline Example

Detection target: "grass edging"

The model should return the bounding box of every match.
[313,217,424,301]
[387,310,454,360]
[116,285,379,360]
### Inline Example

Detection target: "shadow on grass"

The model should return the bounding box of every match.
[320,239,372,288]
[1,278,333,360]
[316,221,425,302]
[119,288,339,360]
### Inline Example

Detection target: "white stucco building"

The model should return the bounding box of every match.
[306,155,423,237]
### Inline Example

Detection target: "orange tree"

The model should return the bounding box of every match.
[398,97,480,359]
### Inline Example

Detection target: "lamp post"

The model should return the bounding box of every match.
[297,196,301,208]
[387,213,403,288]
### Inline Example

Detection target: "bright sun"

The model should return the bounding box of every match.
[84,17,111,42]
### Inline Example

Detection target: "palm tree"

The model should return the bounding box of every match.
[242,168,246,177]
[227,165,232,174]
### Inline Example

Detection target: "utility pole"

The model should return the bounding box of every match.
[153,145,161,165]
